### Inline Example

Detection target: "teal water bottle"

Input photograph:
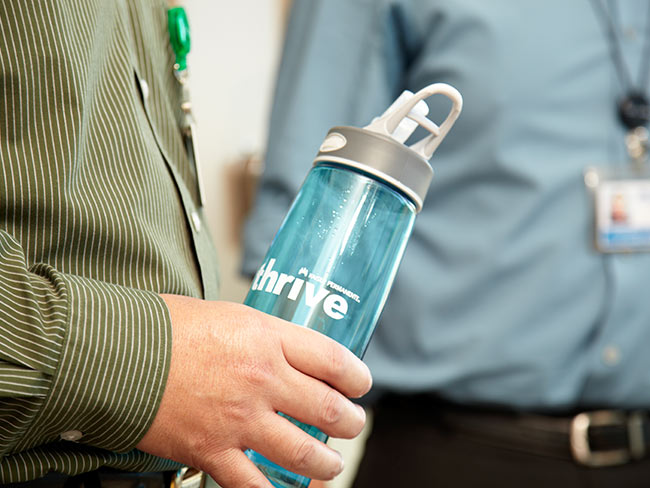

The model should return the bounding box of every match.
[245,84,462,488]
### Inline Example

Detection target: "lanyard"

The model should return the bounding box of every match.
[590,0,650,164]
[167,4,206,206]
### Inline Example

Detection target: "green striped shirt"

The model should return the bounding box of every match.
[0,0,219,482]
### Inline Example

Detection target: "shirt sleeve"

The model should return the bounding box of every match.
[0,230,172,459]
[242,0,411,275]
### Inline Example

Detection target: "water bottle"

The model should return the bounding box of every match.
[244,83,462,488]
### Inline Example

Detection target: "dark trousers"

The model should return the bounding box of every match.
[352,395,650,488]
[1,469,172,488]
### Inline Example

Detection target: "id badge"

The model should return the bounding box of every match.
[585,165,650,253]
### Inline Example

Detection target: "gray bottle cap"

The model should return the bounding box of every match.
[313,126,433,212]
[312,84,462,213]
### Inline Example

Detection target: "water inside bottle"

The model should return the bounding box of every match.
[244,164,416,487]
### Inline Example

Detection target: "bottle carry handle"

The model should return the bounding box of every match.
[364,83,463,161]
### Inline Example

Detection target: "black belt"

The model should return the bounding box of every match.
[375,393,650,468]
[2,467,203,488]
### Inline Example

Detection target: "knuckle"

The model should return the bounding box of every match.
[289,437,318,473]
[226,398,256,425]
[239,358,275,389]
[320,389,344,426]
[326,342,348,382]
[199,451,231,482]
[223,399,267,444]
[203,451,268,488]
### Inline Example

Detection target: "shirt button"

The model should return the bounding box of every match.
[191,210,201,233]
[139,78,150,101]
[60,430,83,442]
[623,26,637,41]
[602,345,621,366]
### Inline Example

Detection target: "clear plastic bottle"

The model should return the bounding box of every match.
[244,84,462,488]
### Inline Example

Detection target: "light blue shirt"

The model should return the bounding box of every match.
[243,0,650,410]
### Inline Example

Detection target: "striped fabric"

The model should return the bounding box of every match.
[0,0,218,482]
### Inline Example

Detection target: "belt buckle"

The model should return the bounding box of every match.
[570,410,646,467]
[171,467,205,488]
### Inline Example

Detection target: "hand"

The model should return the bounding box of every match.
[136,295,372,488]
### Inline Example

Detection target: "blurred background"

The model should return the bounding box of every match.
[185,2,364,487]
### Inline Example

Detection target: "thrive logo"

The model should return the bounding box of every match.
[251,259,349,320]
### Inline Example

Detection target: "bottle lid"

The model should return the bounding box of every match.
[314,83,462,212]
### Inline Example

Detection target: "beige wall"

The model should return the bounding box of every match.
[185,0,285,302]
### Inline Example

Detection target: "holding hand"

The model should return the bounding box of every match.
[136,295,372,488]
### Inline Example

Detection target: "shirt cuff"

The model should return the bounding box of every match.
[21,271,173,453]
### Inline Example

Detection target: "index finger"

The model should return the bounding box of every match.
[278,322,372,398]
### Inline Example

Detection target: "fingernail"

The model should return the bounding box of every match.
[362,362,372,388]
[355,404,366,423]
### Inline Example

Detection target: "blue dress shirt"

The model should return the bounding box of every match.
[243,0,650,410]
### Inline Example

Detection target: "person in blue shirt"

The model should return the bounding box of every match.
[243,0,650,486]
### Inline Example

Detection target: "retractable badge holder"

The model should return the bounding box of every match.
[168,6,206,207]
[584,119,650,253]
[585,0,650,252]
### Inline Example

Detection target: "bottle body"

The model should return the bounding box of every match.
[244,163,416,488]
